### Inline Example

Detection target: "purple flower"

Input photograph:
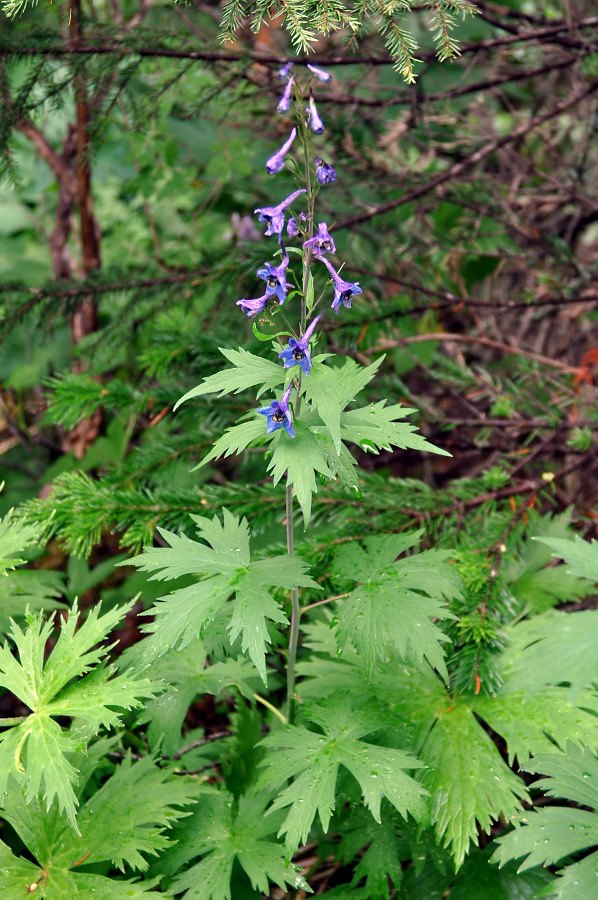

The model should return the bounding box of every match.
[266,127,297,175]
[307,63,332,83]
[303,222,336,257]
[306,95,324,135]
[254,188,307,241]
[236,292,270,318]
[278,61,293,81]
[319,257,362,313]
[315,158,337,185]
[257,382,295,437]
[277,76,294,114]
[287,212,306,238]
[279,315,321,376]
[257,248,290,304]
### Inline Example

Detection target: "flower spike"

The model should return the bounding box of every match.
[257,382,295,437]
[254,188,307,242]
[315,158,337,185]
[306,94,324,135]
[319,257,362,313]
[257,247,290,304]
[277,76,294,114]
[307,63,332,83]
[236,292,269,318]
[266,127,297,175]
[279,315,322,376]
[303,222,335,257]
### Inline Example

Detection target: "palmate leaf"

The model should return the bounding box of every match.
[492,743,598,899]
[504,511,594,614]
[196,417,267,470]
[135,639,258,755]
[0,569,65,630]
[163,789,309,900]
[0,754,196,898]
[130,511,318,680]
[341,401,451,456]
[0,602,157,827]
[266,421,334,525]
[335,805,405,899]
[536,533,598,581]
[332,534,460,680]
[297,633,529,868]
[174,347,285,409]
[0,508,40,575]
[301,357,383,453]
[502,609,598,699]
[257,696,427,851]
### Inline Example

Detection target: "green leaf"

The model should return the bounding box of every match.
[502,610,598,699]
[0,602,157,827]
[0,509,39,575]
[174,347,285,408]
[0,753,195,898]
[472,687,598,765]
[165,789,310,899]
[492,743,598,897]
[137,640,258,755]
[195,416,267,469]
[341,401,451,456]
[335,806,404,899]
[266,421,333,525]
[134,512,317,680]
[535,533,598,582]
[332,535,459,680]
[258,697,427,851]
[419,699,528,868]
[302,357,383,453]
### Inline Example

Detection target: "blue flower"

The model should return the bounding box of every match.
[307,63,332,83]
[277,76,294,114]
[236,291,269,318]
[279,315,322,376]
[278,61,293,81]
[306,94,324,134]
[254,188,307,242]
[315,157,337,185]
[303,222,335,257]
[257,382,295,437]
[266,127,297,175]
[257,248,290,304]
[319,257,362,313]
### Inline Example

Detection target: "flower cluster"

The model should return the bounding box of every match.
[234,61,364,438]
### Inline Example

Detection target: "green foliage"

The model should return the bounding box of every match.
[0,601,156,827]
[129,510,318,680]
[257,695,428,850]
[492,742,598,899]
[0,751,197,897]
[218,0,476,79]
[163,789,310,899]
[331,532,460,679]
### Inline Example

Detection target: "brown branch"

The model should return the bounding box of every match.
[404,454,592,523]
[333,76,598,232]
[370,332,584,374]
[2,16,598,65]
[15,119,77,194]
[314,55,578,108]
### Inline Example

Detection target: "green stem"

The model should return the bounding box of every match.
[0,716,27,726]
[285,482,300,723]
[285,101,316,724]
